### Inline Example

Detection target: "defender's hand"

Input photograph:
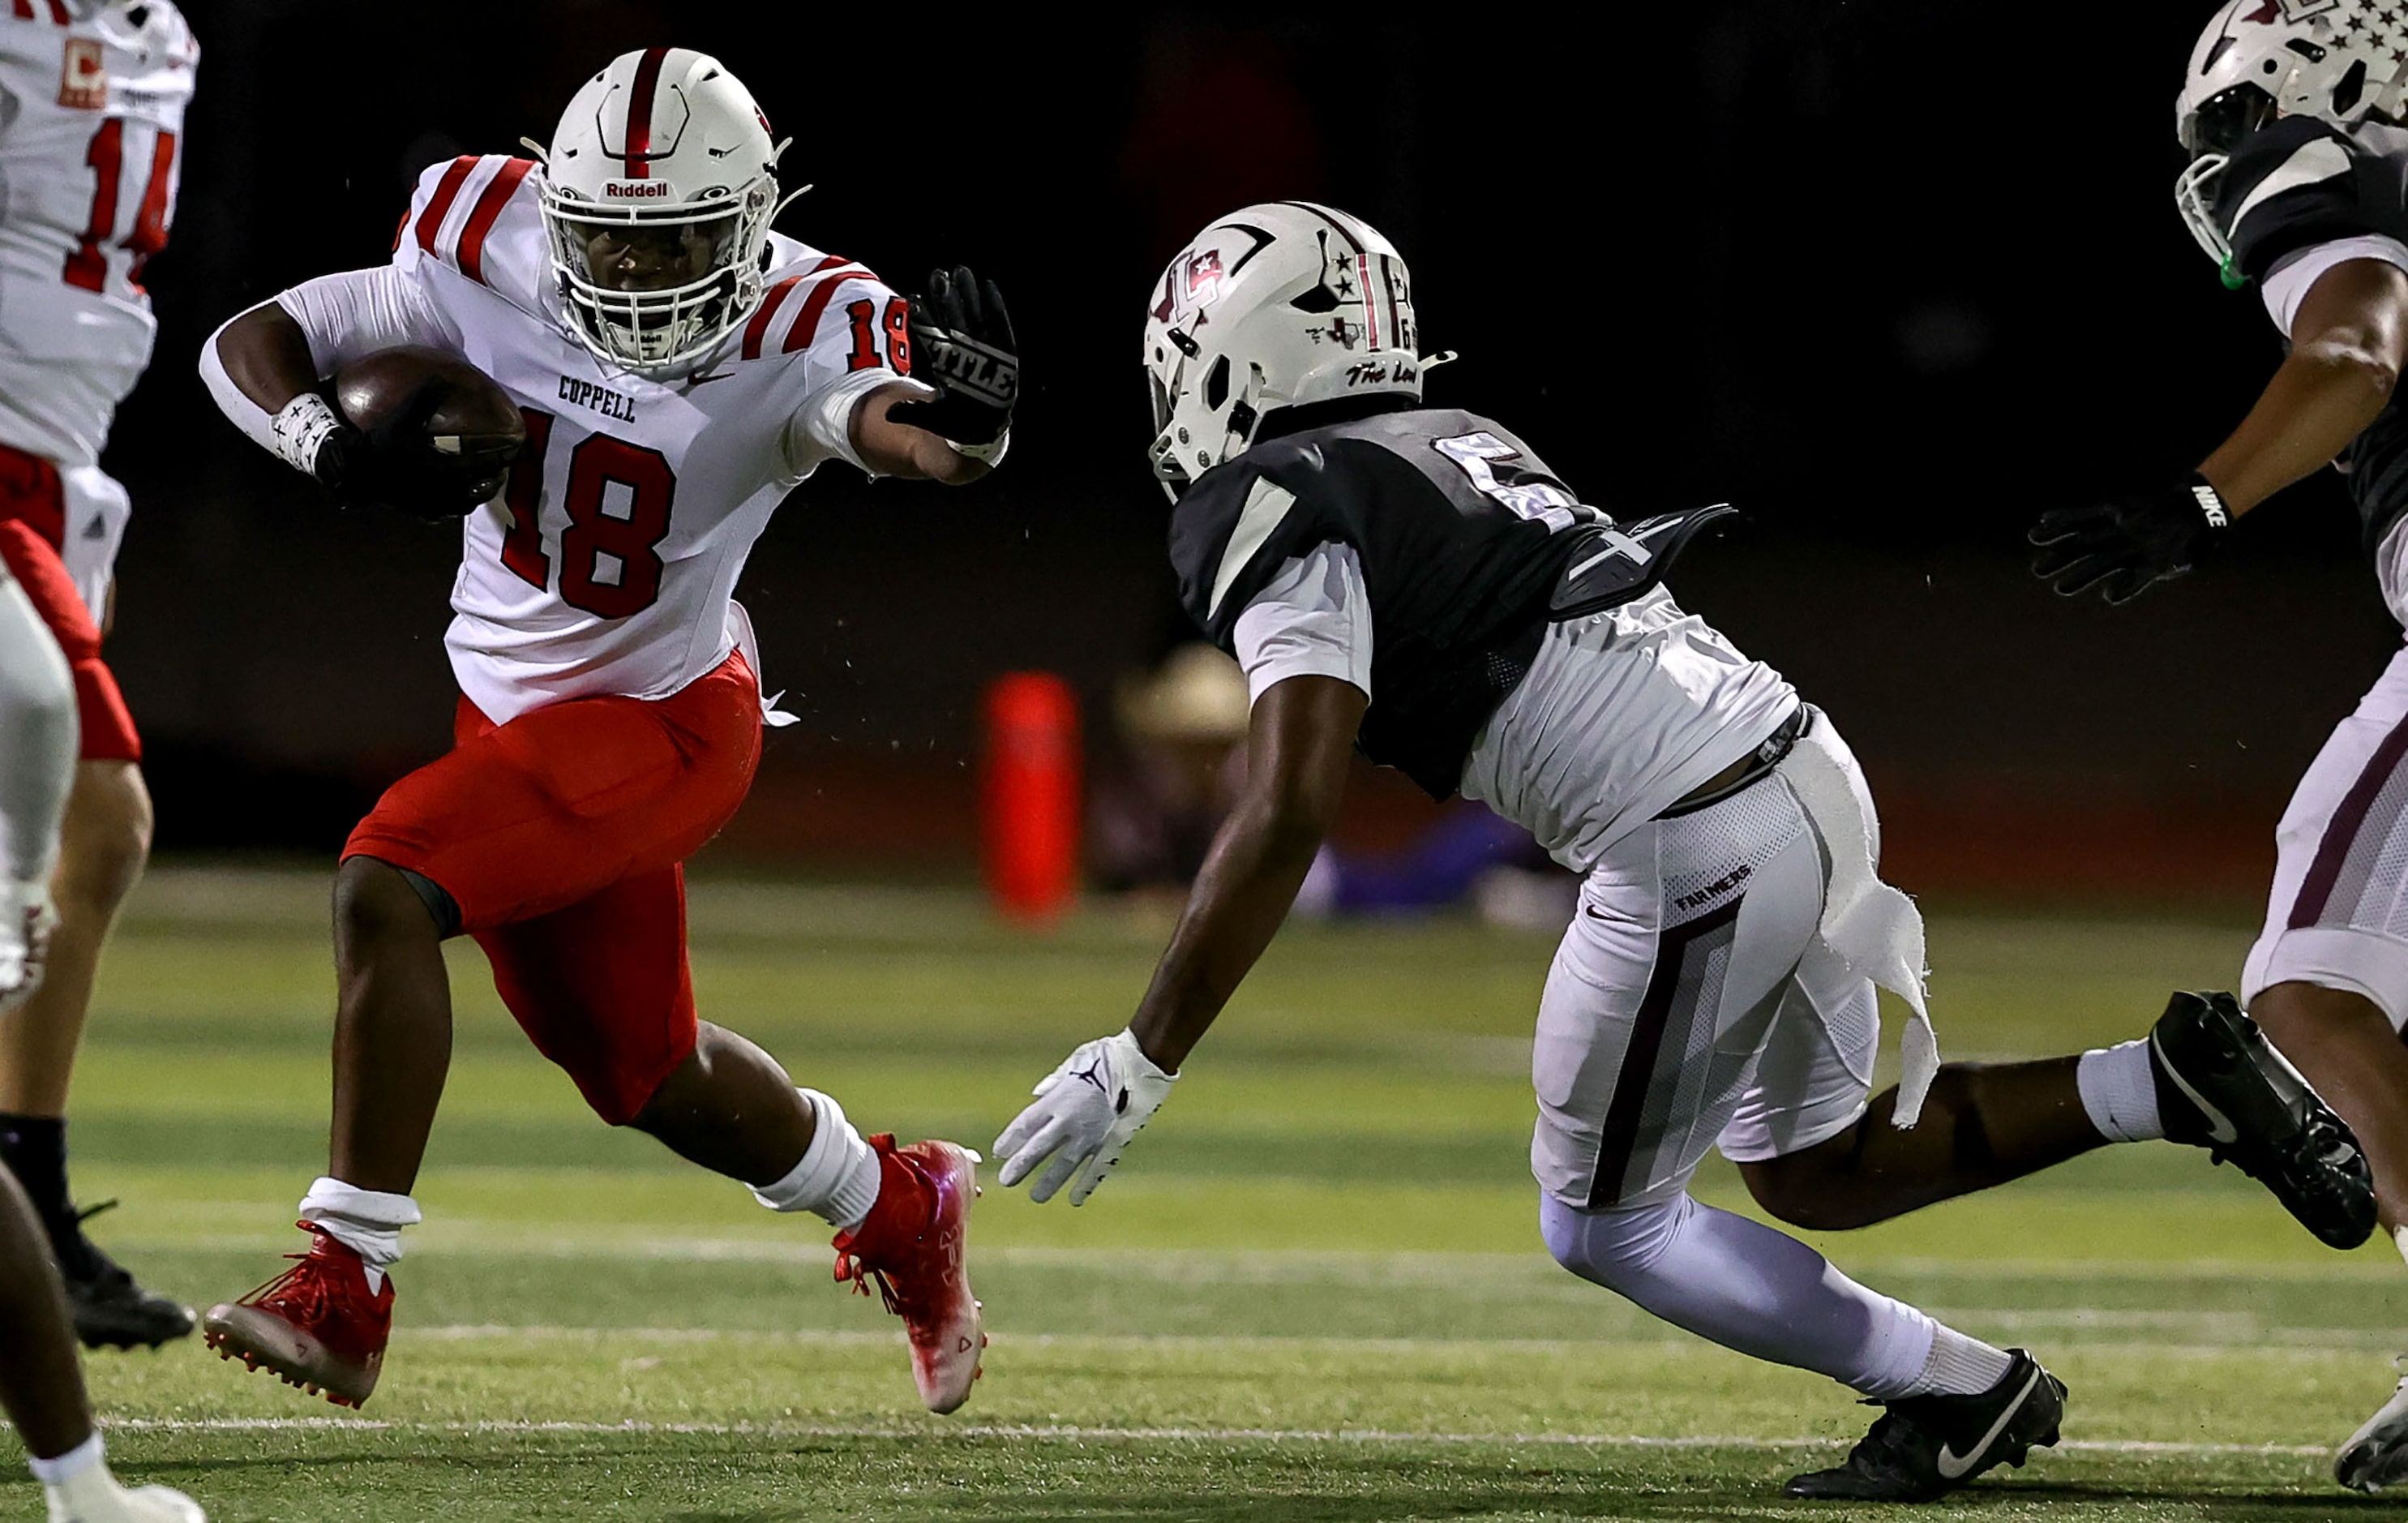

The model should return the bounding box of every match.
[893,265,1018,458]
[992,1029,1176,1205]
[2029,477,2230,605]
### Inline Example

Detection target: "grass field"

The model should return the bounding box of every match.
[4,869,2405,1521]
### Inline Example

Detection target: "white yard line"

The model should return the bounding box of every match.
[136,1233,2408,1285]
[98,1414,2334,1459]
[398,1322,2390,1358]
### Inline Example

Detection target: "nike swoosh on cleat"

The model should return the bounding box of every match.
[2150,1032,2240,1147]
[1935,1368,2042,1481]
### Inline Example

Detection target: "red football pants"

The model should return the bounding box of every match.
[345,653,764,1123]
[0,444,138,762]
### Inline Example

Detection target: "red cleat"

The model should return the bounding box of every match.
[200,1224,393,1409]
[833,1135,986,1414]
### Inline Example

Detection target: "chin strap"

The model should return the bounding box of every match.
[1418,349,1461,372]
[517,135,551,166]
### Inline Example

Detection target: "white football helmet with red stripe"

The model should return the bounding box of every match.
[1143,202,1425,498]
[533,47,790,377]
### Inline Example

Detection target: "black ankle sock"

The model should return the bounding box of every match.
[0,1112,71,1222]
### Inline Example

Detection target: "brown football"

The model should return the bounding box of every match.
[333,345,524,457]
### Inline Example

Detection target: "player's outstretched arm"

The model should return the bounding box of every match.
[2201,258,2408,513]
[2032,259,2408,603]
[992,675,1367,1204]
[849,267,1018,485]
[849,384,996,485]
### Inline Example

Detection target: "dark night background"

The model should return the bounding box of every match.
[92,1,2395,901]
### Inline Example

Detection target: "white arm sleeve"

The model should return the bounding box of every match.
[200,266,455,460]
[778,372,937,479]
[1230,543,1373,706]
[2261,234,2408,337]
[197,301,283,456]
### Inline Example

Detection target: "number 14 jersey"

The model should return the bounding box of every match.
[0,1,195,470]
[276,153,919,724]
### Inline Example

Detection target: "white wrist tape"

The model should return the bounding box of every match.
[271,393,344,477]
[950,426,1009,469]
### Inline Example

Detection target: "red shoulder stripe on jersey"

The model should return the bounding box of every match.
[784,268,880,355]
[414,157,478,256]
[624,46,669,178]
[741,277,803,362]
[42,0,67,22]
[10,2,30,20]
[456,157,536,287]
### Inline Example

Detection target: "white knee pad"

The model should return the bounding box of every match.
[2243,926,2408,1029]
[1540,1189,1690,1293]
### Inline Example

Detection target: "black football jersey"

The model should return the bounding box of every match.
[2218,114,2408,551]
[1168,406,1616,800]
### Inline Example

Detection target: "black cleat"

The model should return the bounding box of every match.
[1785,1349,2066,1502]
[2150,990,2377,1250]
[56,1201,195,1350]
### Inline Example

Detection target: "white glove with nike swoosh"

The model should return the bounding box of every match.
[992,1029,1176,1205]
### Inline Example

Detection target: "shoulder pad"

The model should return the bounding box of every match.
[2222,118,2372,283]
[1549,504,1739,620]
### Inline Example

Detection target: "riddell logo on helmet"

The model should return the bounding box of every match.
[603,181,673,199]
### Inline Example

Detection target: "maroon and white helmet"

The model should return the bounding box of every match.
[1142,203,1430,498]
[2174,2,2408,272]
[530,48,792,376]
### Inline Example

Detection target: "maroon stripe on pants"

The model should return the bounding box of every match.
[1584,894,1745,1211]
[2290,707,2408,929]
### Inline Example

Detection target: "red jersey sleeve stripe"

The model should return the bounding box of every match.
[43,0,68,22]
[414,157,479,256]
[742,276,803,362]
[456,157,536,287]
[783,270,879,355]
[10,3,30,22]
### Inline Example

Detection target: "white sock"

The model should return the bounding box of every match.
[2076,1039,2164,1143]
[298,1175,421,1290]
[751,1089,883,1233]
[1916,1323,2017,1396]
[1540,1191,1945,1401]
[28,1431,102,1485]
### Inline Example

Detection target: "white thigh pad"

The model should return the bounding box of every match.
[1716,940,1879,1164]
[1530,779,1827,1211]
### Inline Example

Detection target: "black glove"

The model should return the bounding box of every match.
[891,265,1018,448]
[2028,475,2231,605]
[319,382,517,522]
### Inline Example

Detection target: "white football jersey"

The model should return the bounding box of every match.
[0,0,195,469]
[296,153,921,724]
